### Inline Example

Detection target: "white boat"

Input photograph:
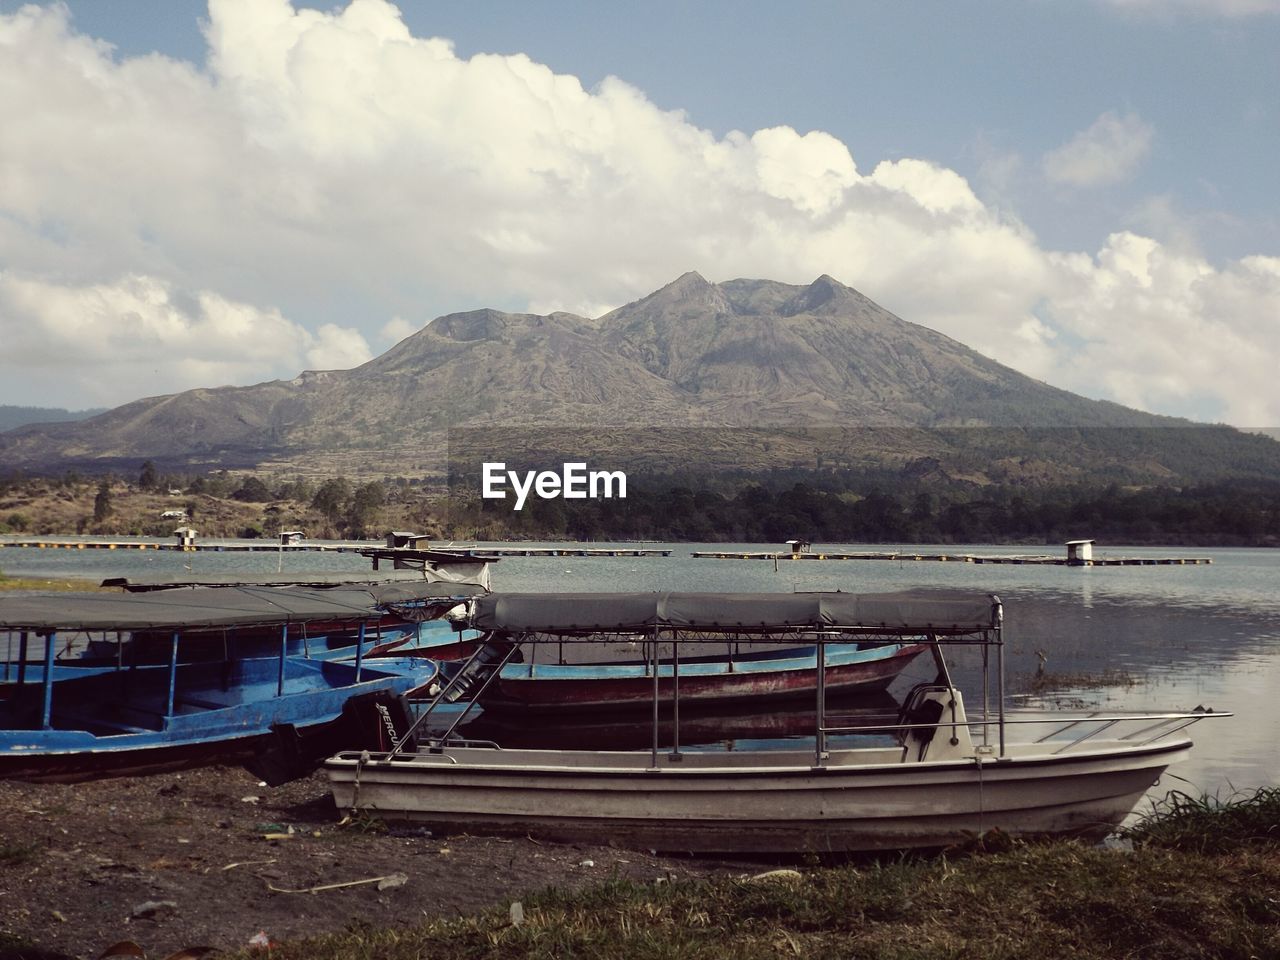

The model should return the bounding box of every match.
[325,591,1224,853]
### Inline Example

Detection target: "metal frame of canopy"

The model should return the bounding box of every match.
[393,591,997,763]
[1,582,478,734]
[391,590,1224,768]
[0,581,483,633]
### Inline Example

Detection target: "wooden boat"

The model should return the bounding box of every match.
[447,691,901,751]
[326,591,1227,853]
[0,583,451,783]
[91,572,487,663]
[473,641,925,713]
[0,571,483,680]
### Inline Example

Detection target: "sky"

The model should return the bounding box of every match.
[0,0,1277,428]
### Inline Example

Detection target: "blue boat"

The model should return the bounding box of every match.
[2,575,482,672]
[0,583,452,783]
[89,572,484,663]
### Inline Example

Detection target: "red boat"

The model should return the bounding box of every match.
[475,641,927,714]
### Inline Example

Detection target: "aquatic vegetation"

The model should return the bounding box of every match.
[1125,786,1280,853]
[1024,667,1139,694]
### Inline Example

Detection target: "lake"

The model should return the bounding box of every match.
[2,539,1276,800]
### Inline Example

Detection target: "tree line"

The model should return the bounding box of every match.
[446,476,1280,546]
[2,464,1278,546]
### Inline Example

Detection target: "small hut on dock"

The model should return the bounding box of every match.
[1065,539,1095,566]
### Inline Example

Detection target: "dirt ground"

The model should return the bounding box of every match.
[0,766,742,959]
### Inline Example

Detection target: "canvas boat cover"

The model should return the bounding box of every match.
[0,581,479,632]
[471,591,999,636]
[359,548,497,591]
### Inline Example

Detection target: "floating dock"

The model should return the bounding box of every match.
[0,538,671,557]
[0,538,360,554]
[454,547,672,557]
[690,551,1211,566]
[0,538,1201,564]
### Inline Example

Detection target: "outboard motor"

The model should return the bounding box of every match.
[339,689,419,754]
[437,639,519,703]
[898,683,973,762]
[244,690,418,785]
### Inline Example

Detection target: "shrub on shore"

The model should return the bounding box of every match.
[1125,786,1280,854]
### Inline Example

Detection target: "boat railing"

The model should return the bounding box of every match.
[821,709,1229,757]
[421,736,502,751]
[388,634,522,756]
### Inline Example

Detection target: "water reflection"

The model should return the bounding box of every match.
[1016,649,1280,798]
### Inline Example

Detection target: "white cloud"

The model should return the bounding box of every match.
[306,322,374,370]
[1043,112,1155,187]
[869,159,984,215]
[748,127,859,216]
[0,1,1277,427]
[0,272,370,406]
[1042,239,1280,425]
[379,316,418,344]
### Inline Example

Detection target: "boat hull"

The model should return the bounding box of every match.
[480,643,927,714]
[325,739,1189,853]
[0,658,435,784]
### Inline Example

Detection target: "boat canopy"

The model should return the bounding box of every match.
[470,591,999,636]
[0,581,475,632]
[100,572,479,592]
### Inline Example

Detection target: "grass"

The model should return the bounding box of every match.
[0,570,104,592]
[1125,786,1280,854]
[218,828,1280,960]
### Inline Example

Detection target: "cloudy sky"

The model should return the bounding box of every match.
[0,0,1277,427]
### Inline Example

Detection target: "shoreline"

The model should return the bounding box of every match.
[1,770,1275,959]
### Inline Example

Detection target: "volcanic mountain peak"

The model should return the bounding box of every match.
[602,271,732,326]
[3,271,1277,484]
[779,274,852,315]
[430,308,511,343]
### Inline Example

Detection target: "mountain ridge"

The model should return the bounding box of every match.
[2,274,1276,484]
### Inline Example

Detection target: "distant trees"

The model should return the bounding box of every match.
[305,477,387,537]
[4,464,1276,546]
[231,477,273,502]
[311,478,352,522]
[138,461,158,492]
[93,481,112,522]
[429,475,1280,546]
[346,481,385,537]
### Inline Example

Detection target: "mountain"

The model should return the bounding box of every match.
[3,273,1278,483]
[0,405,106,433]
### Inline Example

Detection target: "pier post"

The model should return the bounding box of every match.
[650,629,660,768]
[15,631,28,690]
[815,639,827,765]
[278,624,287,697]
[40,632,56,730]
[166,632,180,717]
[670,636,681,760]
[355,621,366,683]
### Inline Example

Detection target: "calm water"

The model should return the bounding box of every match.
[3,539,1277,799]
